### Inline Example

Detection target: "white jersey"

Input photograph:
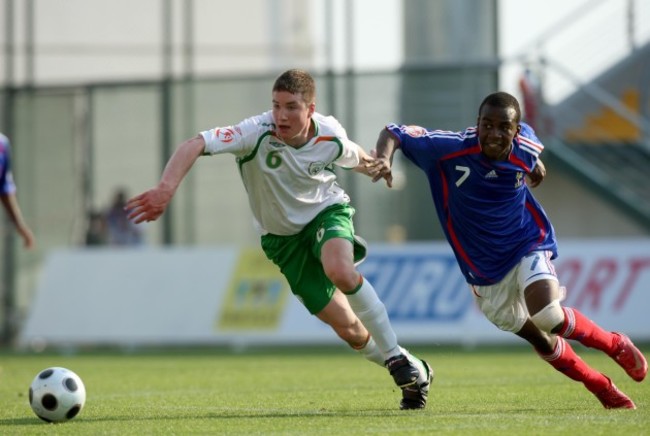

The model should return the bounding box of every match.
[200,111,360,235]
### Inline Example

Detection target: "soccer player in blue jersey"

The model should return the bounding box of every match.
[367,91,647,409]
[0,133,35,249]
[127,69,432,409]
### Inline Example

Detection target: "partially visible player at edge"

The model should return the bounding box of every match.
[126,69,433,410]
[0,133,35,250]
[367,91,647,409]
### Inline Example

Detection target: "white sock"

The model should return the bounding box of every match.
[355,336,384,366]
[346,277,401,361]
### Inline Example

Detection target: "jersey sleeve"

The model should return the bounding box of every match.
[200,113,269,157]
[517,122,544,170]
[334,138,360,169]
[317,114,360,169]
[385,123,442,172]
[0,135,17,195]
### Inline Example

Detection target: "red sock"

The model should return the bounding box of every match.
[557,307,617,353]
[538,337,610,393]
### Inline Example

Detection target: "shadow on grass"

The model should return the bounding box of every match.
[0,406,556,427]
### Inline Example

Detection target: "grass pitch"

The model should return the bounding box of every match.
[0,345,648,435]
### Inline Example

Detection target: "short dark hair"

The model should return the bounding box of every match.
[478,92,521,123]
[272,69,316,104]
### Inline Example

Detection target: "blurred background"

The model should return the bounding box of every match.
[1,0,648,348]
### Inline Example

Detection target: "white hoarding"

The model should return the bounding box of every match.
[19,240,650,348]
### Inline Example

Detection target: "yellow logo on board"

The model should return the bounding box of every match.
[216,248,289,330]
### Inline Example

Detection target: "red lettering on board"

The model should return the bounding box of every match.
[574,258,617,311]
[613,258,650,311]
[556,259,582,295]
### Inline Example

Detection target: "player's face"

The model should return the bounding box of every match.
[477,104,521,161]
[272,91,315,147]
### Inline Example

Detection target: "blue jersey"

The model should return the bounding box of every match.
[386,122,557,285]
[0,133,17,196]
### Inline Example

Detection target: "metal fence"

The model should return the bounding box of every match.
[0,68,497,342]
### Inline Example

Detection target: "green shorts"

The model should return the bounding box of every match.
[260,203,367,315]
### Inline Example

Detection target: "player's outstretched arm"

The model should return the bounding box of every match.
[366,128,399,188]
[126,135,205,223]
[528,158,546,188]
[0,194,35,249]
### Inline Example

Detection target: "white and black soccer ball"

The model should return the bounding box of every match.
[29,367,86,423]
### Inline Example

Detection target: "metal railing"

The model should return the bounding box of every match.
[511,0,650,146]
[505,0,650,231]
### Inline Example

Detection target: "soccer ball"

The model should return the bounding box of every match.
[29,367,86,423]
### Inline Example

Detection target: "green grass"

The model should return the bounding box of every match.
[0,345,648,435]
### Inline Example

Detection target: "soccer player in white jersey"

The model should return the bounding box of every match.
[126,69,433,410]
[367,92,647,409]
[0,133,35,249]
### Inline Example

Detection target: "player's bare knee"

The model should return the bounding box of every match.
[530,300,564,334]
[325,266,358,292]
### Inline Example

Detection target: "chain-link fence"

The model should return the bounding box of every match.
[0,68,497,342]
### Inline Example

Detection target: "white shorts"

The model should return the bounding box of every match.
[470,250,563,333]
